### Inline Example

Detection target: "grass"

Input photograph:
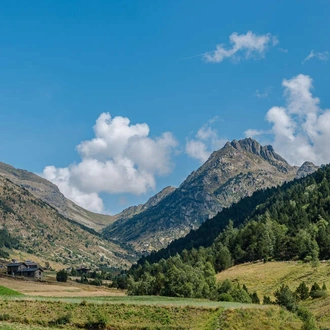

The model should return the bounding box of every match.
[0,298,303,330]
[217,306,302,330]
[216,260,330,328]
[0,299,222,329]
[0,286,23,297]
[0,322,65,330]
[216,260,330,298]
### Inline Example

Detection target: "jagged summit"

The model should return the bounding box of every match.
[104,138,317,252]
[296,161,320,179]
[228,138,288,164]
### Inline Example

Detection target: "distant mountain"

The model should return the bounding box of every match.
[0,175,135,267]
[103,138,318,252]
[120,164,330,301]
[0,162,115,231]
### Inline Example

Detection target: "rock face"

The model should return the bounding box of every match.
[296,161,320,179]
[113,186,176,221]
[103,138,318,252]
[0,162,115,231]
[0,175,134,267]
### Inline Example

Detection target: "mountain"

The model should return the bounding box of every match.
[0,162,115,231]
[0,175,135,267]
[112,186,176,222]
[119,164,330,304]
[104,138,318,252]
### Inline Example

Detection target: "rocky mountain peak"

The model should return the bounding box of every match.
[296,161,319,179]
[104,138,306,252]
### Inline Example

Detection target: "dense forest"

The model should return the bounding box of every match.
[112,165,330,300]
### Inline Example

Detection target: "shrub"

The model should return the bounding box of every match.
[310,289,328,299]
[295,282,309,300]
[263,295,273,304]
[56,269,68,282]
[218,293,234,302]
[274,285,297,312]
[250,292,260,304]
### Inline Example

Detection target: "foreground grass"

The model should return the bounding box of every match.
[217,306,302,330]
[0,299,220,330]
[0,298,302,330]
[0,322,64,330]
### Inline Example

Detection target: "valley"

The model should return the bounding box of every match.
[0,139,329,329]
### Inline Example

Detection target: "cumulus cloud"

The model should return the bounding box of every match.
[43,113,177,213]
[204,31,277,63]
[186,120,226,163]
[247,74,330,166]
[302,50,329,64]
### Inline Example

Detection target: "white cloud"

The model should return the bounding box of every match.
[43,113,177,213]
[186,120,226,163]
[256,87,272,98]
[247,74,330,166]
[302,50,329,64]
[244,129,266,139]
[204,31,277,63]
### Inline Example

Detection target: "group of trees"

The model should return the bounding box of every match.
[0,228,19,259]
[112,165,330,302]
[143,165,330,266]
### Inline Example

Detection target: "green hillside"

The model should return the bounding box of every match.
[113,164,330,302]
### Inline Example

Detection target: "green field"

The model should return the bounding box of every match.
[217,261,330,328]
[216,261,330,298]
[0,291,302,330]
[0,286,23,297]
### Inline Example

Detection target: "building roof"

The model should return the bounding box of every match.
[7,262,27,267]
[20,267,43,273]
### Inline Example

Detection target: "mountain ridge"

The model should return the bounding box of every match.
[103,138,318,252]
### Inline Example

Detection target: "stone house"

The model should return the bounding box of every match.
[7,260,43,280]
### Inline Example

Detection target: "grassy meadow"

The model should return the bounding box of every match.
[0,276,303,330]
[216,260,330,298]
[217,260,330,328]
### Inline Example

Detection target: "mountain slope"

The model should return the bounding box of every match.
[0,162,115,231]
[0,175,135,267]
[142,163,330,266]
[104,138,317,252]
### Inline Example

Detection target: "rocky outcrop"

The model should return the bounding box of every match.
[103,138,318,252]
[296,161,319,179]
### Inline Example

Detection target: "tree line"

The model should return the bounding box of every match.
[112,165,330,300]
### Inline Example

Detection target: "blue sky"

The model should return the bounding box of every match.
[1,0,330,214]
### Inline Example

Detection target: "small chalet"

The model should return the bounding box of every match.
[76,266,91,274]
[7,260,43,280]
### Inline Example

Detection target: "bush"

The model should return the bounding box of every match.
[231,286,252,303]
[297,306,318,330]
[250,292,260,304]
[263,296,273,304]
[56,269,68,282]
[310,289,328,299]
[295,282,309,300]
[218,293,234,302]
[274,285,297,312]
